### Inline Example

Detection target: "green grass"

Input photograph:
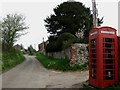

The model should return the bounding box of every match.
[2,49,25,72]
[36,52,88,71]
[0,53,2,72]
[0,42,2,72]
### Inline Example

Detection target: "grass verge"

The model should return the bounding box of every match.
[0,53,2,72]
[2,49,25,73]
[36,52,88,71]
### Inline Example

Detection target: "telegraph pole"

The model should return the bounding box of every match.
[92,0,98,28]
[42,37,44,48]
[42,37,45,55]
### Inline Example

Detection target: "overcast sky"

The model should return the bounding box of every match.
[0,0,119,50]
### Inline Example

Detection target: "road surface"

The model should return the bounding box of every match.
[1,55,88,88]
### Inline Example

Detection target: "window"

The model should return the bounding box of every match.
[103,38,115,80]
[91,39,96,48]
[103,38,114,42]
[90,39,97,79]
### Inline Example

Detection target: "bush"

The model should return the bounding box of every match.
[46,33,77,52]
[56,32,77,49]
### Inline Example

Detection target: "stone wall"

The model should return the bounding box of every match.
[47,48,70,60]
[47,43,88,66]
[69,43,88,66]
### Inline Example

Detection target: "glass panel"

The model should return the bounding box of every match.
[92,54,96,58]
[105,59,113,64]
[92,59,96,64]
[92,69,96,79]
[105,44,113,48]
[92,49,96,53]
[91,39,96,48]
[105,70,113,75]
[103,38,115,80]
[92,64,96,68]
[105,70,114,80]
[90,39,97,79]
[104,49,114,53]
[105,65,113,69]
[105,76,113,80]
[103,54,113,58]
[104,38,114,42]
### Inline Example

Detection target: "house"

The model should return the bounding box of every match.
[38,40,49,54]
[14,44,23,51]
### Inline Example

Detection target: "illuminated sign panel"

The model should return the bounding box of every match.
[101,31,115,35]
[90,30,115,36]
[90,31,98,36]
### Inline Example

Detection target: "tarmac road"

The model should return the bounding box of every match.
[1,55,88,88]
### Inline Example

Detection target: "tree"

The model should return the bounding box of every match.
[0,14,29,50]
[27,45,36,55]
[44,1,103,41]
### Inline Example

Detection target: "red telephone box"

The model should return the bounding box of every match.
[89,26,118,88]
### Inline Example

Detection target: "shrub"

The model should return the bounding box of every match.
[46,33,77,52]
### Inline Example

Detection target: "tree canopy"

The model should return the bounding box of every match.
[1,14,29,50]
[27,45,36,55]
[44,1,103,39]
[45,1,103,52]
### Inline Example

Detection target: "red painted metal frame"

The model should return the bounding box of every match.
[89,26,118,88]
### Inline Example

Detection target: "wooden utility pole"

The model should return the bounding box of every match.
[92,0,98,28]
